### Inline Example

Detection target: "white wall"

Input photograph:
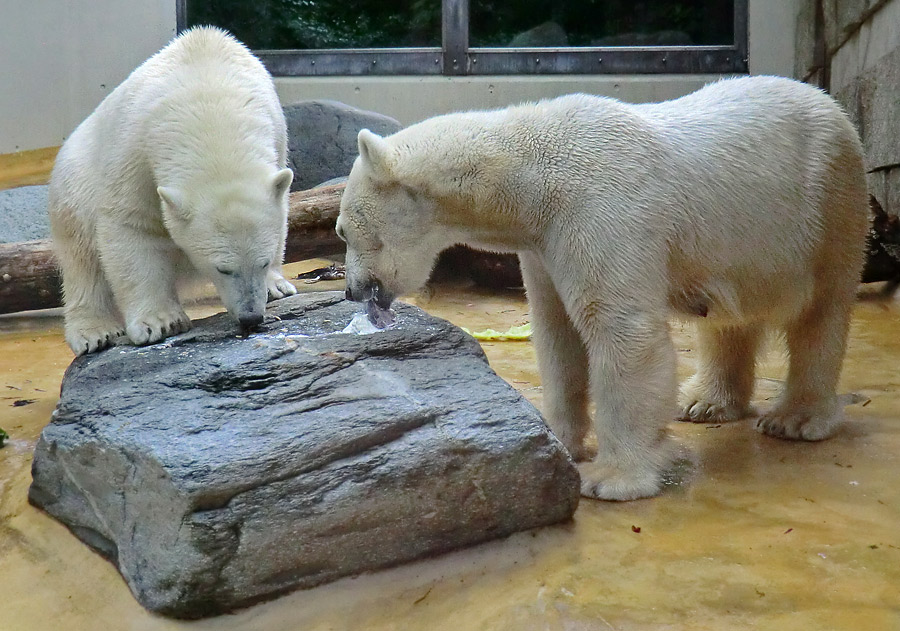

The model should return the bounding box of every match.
[0,0,799,153]
[0,0,176,154]
[748,0,800,77]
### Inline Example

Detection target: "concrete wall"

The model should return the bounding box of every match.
[274,75,718,127]
[795,0,900,215]
[0,0,177,154]
[2,0,796,153]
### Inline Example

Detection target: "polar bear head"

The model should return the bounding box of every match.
[337,129,452,309]
[157,168,293,327]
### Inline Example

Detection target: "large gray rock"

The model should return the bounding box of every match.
[591,30,693,46]
[283,100,402,191]
[29,291,579,618]
[508,21,568,47]
[0,185,49,243]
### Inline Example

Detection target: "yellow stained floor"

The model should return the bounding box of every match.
[1,164,899,630]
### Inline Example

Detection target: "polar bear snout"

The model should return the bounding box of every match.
[344,277,393,308]
[370,281,394,310]
[237,312,265,337]
[238,312,264,329]
[211,271,269,335]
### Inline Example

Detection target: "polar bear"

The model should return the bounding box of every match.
[336,76,868,501]
[49,26,297,355]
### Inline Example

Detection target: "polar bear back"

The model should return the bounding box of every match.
[50,26,287,233]
[629,77,866,316]
[377,76,866,322]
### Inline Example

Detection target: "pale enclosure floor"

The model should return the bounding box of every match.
[1,259,899,631]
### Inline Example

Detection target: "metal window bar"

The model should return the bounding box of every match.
[176,0,186,33]
[179,0,748,77]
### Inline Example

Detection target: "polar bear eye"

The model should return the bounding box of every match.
[260,261,271,270]
[216,267,235,276]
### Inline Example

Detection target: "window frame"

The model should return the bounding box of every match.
[176,0,748,77]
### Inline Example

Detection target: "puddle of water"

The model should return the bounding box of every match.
[1,264,899,630]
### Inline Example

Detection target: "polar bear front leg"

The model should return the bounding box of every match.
[53,226,126,355]
[96,223,191,346]
[266,221,297,300]
[266,267,298,300]
[519,253,593,461]
[576,308,679,501]
[679,323,760,423]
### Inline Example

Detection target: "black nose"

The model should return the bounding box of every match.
[239,313,264,328]
[345,287,354,301]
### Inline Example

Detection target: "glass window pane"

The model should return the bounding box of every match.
[470,0,734,48]
[187,0,442,49]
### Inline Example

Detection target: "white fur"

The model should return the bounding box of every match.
[337,76,869,501]
[49,26,297,355]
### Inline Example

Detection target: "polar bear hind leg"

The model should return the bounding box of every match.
[757,143,867,441]
[679,323,762,423]
[756,291,852,440]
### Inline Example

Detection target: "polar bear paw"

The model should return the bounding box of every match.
[125,307,191,346]
[678,399,752,423]
[756,405,842,441]
[66,320,126,355]
[266,270,298,300]
[577,461,663,501]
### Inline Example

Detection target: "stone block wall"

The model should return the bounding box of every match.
[796,0,900,216]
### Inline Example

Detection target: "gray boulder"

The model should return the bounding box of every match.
[508,21,569,47]
[29,291,579,618]
[592,30,693,46]
[0,185,49,243]
[283,100,403,191]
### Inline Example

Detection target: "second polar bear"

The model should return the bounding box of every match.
[49,27,297,354]
[337,76,868,501]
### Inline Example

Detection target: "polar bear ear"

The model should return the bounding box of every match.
[357,129,393,180]
[157,187,189,221]
[271,169,294,199]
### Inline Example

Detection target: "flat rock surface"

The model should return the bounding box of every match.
[283,100,402,191]
[0,185,49,243]
[29,291,579,618]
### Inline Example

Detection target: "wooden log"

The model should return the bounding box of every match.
[0,183,346,315]
[0,240,60,315]
[283,182,345,262]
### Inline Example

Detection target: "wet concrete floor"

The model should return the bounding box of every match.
[1,259,898,630]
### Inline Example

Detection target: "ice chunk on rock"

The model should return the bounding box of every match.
[341,311,382,335]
